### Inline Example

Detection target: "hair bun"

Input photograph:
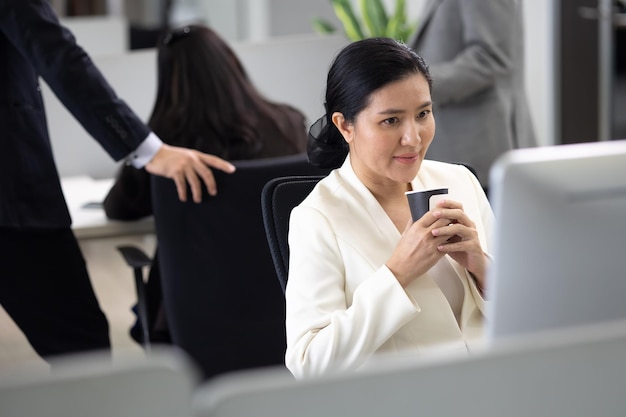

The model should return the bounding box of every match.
[306,116,348,168]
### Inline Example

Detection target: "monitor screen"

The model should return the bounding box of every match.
[486,139,626,344]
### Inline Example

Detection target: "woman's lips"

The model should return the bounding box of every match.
[394,153,419,164]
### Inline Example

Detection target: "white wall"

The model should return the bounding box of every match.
[61,15,128,55]
[523,0,556,146]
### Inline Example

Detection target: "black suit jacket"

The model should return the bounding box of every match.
[0,0,150,228]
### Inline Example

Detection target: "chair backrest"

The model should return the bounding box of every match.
[0,348,198,417]
[150,153,329,380]
[192,319,626,417]
[261,175,326,293]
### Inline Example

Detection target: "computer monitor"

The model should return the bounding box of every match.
[486,139,626,344]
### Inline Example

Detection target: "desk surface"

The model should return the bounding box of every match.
[61,176,154,239]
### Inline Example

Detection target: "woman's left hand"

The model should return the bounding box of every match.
[430,199,488,289]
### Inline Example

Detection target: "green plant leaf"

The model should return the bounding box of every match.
[360,0,388,38]
[392,0,406,22]
[386,0,413,41]
[386,16,413,41]
[330,0,365,41]
[315,0,416,42]
[311,17,337,35]
[400,23,417,43]
[386,15,400,39]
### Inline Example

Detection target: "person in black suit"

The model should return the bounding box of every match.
[0,0,235,360]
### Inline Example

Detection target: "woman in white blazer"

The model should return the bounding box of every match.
[285,38,495,379]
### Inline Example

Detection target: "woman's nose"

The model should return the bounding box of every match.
[401,122,421,146]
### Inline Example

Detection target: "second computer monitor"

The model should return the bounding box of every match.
[486,139,626,344]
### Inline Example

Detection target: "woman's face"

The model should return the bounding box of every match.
[333,73,435,191]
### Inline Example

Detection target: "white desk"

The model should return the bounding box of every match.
[61,176,154,239]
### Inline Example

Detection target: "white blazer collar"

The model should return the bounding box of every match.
[337,155,402,244]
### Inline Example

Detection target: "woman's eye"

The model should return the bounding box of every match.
[417,110,431,119]
[382,117,399,125]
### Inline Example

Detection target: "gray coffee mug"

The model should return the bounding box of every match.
[405,188,448,222]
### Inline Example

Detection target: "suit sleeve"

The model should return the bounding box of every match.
[428,0,517,105]
[285,205,419,378]
[0,0,150,160]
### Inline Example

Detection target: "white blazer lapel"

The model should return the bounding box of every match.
[335,157,402,267]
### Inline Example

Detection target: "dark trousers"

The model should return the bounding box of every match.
[0,227,110,359]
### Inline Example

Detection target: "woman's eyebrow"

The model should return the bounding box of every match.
[377,101,433,115]
[377,108,405,115]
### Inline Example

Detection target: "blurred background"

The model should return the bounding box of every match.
[46,0,626,160]
[1,0,624,371]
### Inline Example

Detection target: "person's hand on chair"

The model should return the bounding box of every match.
[145,143,236,202]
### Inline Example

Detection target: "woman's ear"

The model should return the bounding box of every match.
[331,112,354,144]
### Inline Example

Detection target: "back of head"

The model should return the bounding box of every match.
[150,25,303,159]
[308,38,432,168]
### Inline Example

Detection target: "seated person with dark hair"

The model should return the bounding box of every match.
[104,25,308,343]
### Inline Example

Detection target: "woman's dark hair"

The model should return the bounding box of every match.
[308,37,432,168]
[150,25,299,159]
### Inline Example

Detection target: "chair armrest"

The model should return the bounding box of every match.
[116,245,153,351]
[117,245,153,269]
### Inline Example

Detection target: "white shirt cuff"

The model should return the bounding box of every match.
[127,132,163,168]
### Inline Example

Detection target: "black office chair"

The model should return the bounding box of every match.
[261,175,326,293]
[149,153,329,380]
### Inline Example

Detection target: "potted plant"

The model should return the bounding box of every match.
[312,0,415,42]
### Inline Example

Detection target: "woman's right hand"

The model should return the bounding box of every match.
[385,211,452,288]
